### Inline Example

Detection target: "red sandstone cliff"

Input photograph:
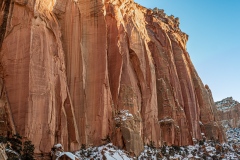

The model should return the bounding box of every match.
[0,0,224,157]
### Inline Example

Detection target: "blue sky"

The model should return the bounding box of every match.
[135,0,240,102]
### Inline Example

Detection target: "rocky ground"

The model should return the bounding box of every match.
[215,97,239,112]
[70,128,240,160]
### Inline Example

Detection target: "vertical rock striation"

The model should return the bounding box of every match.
[0,0,224,157]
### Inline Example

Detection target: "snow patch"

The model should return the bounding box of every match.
[115,110,133,123]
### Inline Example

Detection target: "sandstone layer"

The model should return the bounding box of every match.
[0,0,224,157]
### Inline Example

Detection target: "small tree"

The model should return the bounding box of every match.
[199,139,204,145]
[169,147,175,156]
[21,141,35,160]
[81,144,86,150]
[8,133,22,155]
[6,133,22,160]
[161,146,166,155]
[0,133,35,160]
[172,145,180,153]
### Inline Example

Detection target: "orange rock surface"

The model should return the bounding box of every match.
[0,0,224,156]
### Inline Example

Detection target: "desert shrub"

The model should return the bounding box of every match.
[21,141,35,160]
[169,147,175,156]
[199,139,204,145]
[81,144,86,150]
[172,145,180,152]
[0,133,35,160]
[184,147,189,155]
[8,133,22,155]
[147,141,156,149]
[161,145,166,155]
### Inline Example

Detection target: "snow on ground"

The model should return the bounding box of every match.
[56,152,78,160]
[215,97,239,112]
[75,143,132,160]
[73,128,240,159]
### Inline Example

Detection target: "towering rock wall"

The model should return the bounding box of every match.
[0,0,224,157]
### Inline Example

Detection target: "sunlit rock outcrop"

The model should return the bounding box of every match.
[0,0,224,157]
[215,97,240,130]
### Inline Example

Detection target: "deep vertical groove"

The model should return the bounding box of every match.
[0,0,11,49]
